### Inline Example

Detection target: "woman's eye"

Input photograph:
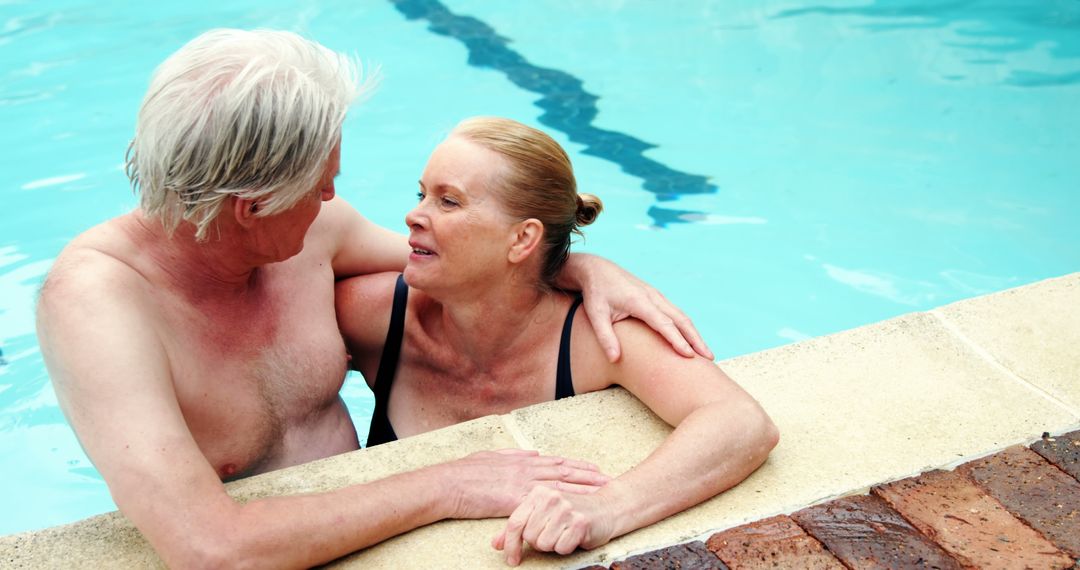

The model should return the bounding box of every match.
[441,197,459,207]
[416,191,425,201]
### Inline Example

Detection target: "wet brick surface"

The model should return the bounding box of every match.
[1031,430,1080,482]
[873,469,1074,569]
[790,494,961,569]
[960,445,1080,558]
[705,515,845,569]
[609,541,727,569]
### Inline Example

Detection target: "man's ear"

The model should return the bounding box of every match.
[508,218,544,264]
[233,196,260,228]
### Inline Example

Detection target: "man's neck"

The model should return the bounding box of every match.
[127,211,265,301]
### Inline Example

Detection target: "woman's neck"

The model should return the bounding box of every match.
[427,276,564,370]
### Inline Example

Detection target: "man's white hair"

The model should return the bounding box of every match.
[126,29,369,239]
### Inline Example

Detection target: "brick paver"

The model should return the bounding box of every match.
[960,445,1080,558]
[1031,430,1080,482]
[873,469,1074,569]
[705,515,845,569]
[609,541,727,569]
[790,494,961,569]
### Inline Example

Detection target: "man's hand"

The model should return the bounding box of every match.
[491,486,618,566]
[560,253,713,362]
[440,449,610,520]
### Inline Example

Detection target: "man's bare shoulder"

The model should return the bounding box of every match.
[40,215,155,312]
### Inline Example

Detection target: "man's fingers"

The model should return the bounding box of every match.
[555,481,604,495]
[524,455,600,471]
[642,309,695,358]
[674,311,713,360]
[552,457,601,472]
[582,299,622,362]
[498,449,548,457]
[492,529,506,550]
[653,296,712,359]
[553,465,611,486]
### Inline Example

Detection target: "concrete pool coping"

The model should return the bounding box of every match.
[2,272,1078,568]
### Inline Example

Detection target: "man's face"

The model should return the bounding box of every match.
[257,142,341,262]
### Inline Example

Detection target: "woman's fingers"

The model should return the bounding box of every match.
[500,501,533,566]
[553,514,588,555]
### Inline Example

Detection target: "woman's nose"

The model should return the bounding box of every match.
[405,204,424,229]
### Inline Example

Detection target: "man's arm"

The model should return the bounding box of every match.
[324,197,411,278]
[37,252,606,569]
[556,253,713,362]
[493,317,779,565]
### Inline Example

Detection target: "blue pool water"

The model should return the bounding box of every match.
[1,1,1078,535]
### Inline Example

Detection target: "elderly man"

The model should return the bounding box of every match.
[35,29,710,568]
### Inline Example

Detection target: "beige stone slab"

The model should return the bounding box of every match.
[934,272,1080,413]
[0,416,519,569]
[502,311,1079,566]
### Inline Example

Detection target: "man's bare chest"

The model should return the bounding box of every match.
[156,267,350,476]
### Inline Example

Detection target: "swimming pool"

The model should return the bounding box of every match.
[1,0,1077,535]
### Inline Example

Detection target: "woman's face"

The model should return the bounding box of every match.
[404,136,519,293]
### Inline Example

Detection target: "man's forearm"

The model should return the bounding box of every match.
[160,464,452,569]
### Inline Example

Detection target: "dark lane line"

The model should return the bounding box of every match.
[391,0,717,227]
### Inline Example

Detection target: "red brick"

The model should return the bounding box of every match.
[705,515,845,569]
[610,541,727,569]
[873,469,1074,569]
[791,494,961,569]
[1031,430,1080,482]
[959,446,1080,558]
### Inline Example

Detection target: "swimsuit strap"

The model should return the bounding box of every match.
[366,274,408,447]
[555,294,583,400]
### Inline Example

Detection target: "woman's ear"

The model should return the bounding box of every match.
[508,218,544,264]
[233,196,260,228]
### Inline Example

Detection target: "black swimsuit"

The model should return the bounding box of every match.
[366,274,582,447]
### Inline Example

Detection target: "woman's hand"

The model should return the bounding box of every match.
[559,253,713,362]
[438,449,610,520]
[491,486,619,566]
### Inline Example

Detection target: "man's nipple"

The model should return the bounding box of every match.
[219,463,239,478]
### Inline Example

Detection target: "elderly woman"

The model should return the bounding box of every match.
[336,117,778,564]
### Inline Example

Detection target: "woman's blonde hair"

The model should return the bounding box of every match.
[126,29,371,240]
[450,117,602,287]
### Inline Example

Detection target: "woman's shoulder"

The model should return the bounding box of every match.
[570,304,708,394]
[565,297,619,394]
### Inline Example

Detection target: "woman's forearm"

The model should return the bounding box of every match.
[602,400,778,538]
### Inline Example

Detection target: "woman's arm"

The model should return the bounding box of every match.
[493,317,779,565]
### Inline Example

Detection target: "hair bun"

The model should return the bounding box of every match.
[575,193,603,227]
